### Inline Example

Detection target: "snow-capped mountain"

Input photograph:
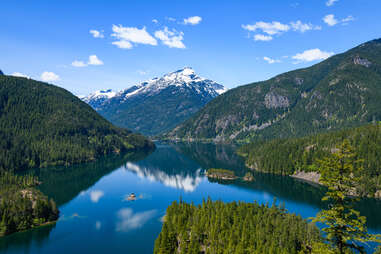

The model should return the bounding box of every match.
[82,67,227,136]
[82,89,117,110]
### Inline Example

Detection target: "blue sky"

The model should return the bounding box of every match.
[1,0,380,96]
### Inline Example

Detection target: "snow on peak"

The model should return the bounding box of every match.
[83,67,227,105]
[82,89,117,103]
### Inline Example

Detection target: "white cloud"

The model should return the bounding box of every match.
[154,27,185,49]
[263,56,281,64]
[71,60,87,67]
[254,34,273,41]
[112,40,133,49]
[115,208,156,232]
[292,48,334,63]
[11,72,30,78]
[342,15,355,23]
[183,16,202,25]
[40,72,60,82]
[88,55,104,65]
[111,25,157,49]
[242,21,290,35]
[72,55,103,67]
[243,20,320,42]
[90,190,104,203]
[152,19,158,24]
[89,29,104,38]
[326,0,338,6]
[323,14,338,26]
[290,21,322,32]
[166,17,176,22]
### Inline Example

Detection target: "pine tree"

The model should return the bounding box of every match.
[312,139,381,253]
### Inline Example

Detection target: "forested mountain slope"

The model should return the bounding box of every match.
[239,123,381,198]
[164,38,381,142]
[0,75,154,172]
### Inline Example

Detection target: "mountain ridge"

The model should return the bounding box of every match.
[83,67,227,136]
[163,38,381,142]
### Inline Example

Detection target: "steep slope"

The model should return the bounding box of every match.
[0,70,3,75]
[0,75,154,172]
[83,67,226,136]
[165,38,381,142]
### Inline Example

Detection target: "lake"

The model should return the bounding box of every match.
[1,142,381,253]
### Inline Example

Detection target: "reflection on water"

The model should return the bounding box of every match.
[1,142,381,253]
[27,151,151,206]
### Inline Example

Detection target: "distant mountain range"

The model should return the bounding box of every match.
[83,67,226,136]
[164,38,381,142]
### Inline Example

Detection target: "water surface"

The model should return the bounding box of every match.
[1,142,381,253]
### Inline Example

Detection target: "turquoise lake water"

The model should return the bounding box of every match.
[1,142,380,253]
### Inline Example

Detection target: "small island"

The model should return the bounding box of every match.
[206,169,255,182]
[206,168,238,180]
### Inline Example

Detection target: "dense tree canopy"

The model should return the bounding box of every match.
[154,199,323,254]
[0,172,59,236]
[0,75,154,172]
[239,123,381,197]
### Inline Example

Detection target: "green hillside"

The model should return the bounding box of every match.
[164,38,381,142]
[239,123,381,198]
[0,75,154,172]
[0,172,59,236]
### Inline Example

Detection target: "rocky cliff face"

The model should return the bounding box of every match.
[164,38,381,142]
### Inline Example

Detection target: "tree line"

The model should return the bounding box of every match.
[238,123,381,198]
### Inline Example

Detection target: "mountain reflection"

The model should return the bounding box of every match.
[24,151,153,206]
[124,162,204,192]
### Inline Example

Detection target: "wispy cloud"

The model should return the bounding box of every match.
[341,15,355,24]
[89,29,104,38]
[111,25,157,49]
[72,60,87,67]
[183,16,202,25]
[166,17,176,22]
[115,208,156,232]
[242,21,290,35]
[154,27,185,49]
[290,21,321,32]
[40,72,60,82]
[254,34,273,41]
[263,56,281,64]
[292,48,334,63]
[90,190,104,203]
[152,19,158,24]
[243,20,321,42]
[323,14,355,26]
[326,0,338,7]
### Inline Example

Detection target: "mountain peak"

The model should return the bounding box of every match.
[175,67,195,75]
[82,68,227,135]
[0,69,3,75]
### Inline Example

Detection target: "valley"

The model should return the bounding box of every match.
[2,0,381,251]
